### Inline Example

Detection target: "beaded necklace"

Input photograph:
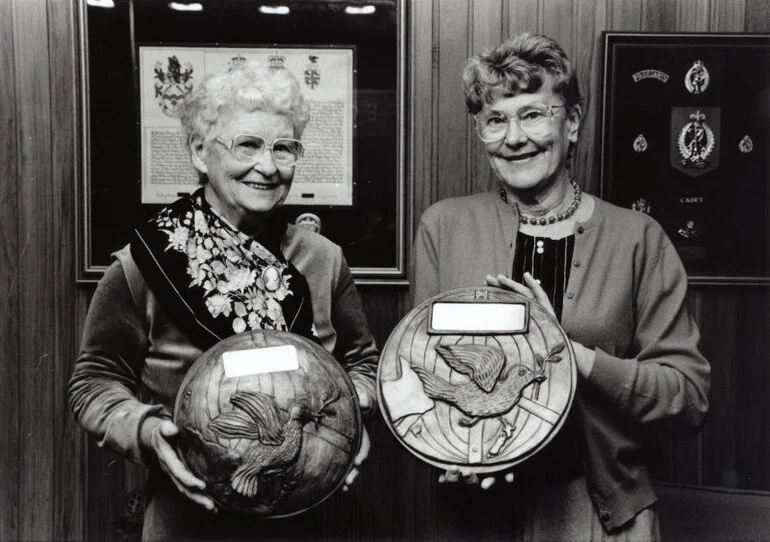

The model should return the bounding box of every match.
[500,179,582,226]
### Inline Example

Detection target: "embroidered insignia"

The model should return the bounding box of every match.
[685,60,709,95]
[631,197,651,214]
[632,69,669,83]
[678,220,701,239]
[739,135,754,154]
[304,55,320,89]
[678,110,715,169]
[153,56,194,118]
[633,134,648,153]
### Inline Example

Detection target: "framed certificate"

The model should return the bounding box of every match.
[77,0,406,284]
[138,45,355,207]
[600,32,770,285]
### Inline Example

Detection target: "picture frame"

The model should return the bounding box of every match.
[77,0,407,285]
[600,32,770,285]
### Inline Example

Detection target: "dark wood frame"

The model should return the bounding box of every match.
[600,32,770,285]
[76,0,407,285]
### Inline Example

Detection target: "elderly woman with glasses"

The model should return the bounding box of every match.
[69,60,378,540]
[412,33,710,540]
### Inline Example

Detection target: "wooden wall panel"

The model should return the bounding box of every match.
[735,289,770,490]
[14,0,57,539]
[573,0,608,195]
[468,0,504,194]
[49,0,84,538]
[677,0,711,31]
[0,0,20,538]
[506,0,540,36]
[436,0,472,200]
[642,0,678,31]
[410,0,438,221]
[709,0,746,31]
[542,0,576,60]
[745,0,770,31]
[608,0,643,30]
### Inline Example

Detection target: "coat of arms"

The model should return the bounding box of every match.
[153,55,194,119]
[304,55,320,89]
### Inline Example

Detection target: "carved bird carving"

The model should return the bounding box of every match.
[413,344,546,427]
[208,390,315,498]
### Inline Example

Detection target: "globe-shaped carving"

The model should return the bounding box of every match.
[377,287,576,474]
[174,330,361,517]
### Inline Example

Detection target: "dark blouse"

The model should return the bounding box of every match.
[511,231,575,320]
[511,230,584,485]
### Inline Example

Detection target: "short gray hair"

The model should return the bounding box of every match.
[463,33,582,115]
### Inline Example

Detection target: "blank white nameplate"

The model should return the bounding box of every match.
[429,302,528,334]
[223,345,299,377]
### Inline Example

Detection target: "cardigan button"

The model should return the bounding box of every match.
[599,511,611,522]
[577,226,585,234]
[566,292,575,299]
[573,260,581,267]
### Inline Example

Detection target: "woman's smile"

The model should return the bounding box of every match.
[499,149,542,161]
[240,179,280,191]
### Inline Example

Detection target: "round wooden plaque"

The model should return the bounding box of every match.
[377,287,577,474]
[174,330,362,516]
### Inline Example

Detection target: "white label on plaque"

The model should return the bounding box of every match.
[430,303,527,333]
[222,345,299,377]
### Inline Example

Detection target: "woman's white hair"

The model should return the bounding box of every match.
[179,60,311,149]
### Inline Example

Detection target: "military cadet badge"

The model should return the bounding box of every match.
[631,197,651,214]
[633,134,648,153]
[685,59,710,95]
[739,135,754,154]
[671,107,720,176]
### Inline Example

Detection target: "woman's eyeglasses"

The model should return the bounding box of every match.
[474,105,565,142]
[216,134,305,167]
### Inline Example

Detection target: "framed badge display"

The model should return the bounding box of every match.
[77,0,406,285]
[600,33,770,285]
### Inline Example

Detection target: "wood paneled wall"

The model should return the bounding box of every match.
[0,0,768,540]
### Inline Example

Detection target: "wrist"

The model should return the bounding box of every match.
[139,416,162,455]
[572,340,595,378]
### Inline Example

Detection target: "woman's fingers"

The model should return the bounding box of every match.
[151,420,216,510]
[343,428,371,491]
[439,466,460,484]
[486,272,557,318]
[521,272,556,316]
[459,469,479,485]
[485,274,534,299]
[480,477,496,490]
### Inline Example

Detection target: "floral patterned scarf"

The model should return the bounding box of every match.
[131,189,315,351]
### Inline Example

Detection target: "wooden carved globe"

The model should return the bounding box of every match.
[377,287,577,474]
[174,330,362,517]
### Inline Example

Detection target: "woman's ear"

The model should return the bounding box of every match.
[190,138,209,174]
[566,104,582,144]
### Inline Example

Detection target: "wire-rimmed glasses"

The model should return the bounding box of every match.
[215,134,305,167]
[474,105,565,142]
